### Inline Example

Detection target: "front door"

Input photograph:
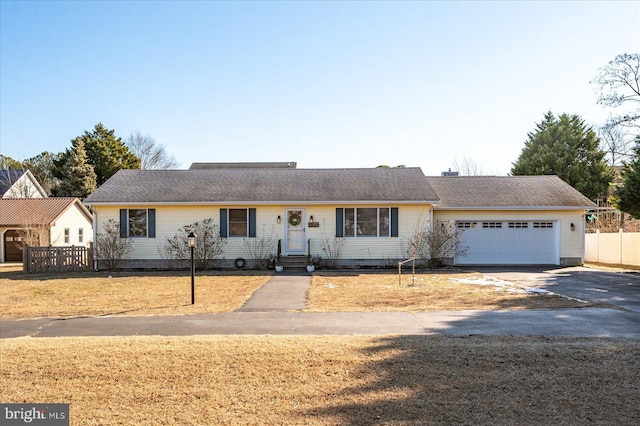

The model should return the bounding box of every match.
[285,209,306,254]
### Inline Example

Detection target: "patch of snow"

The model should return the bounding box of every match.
[450,276,589,303]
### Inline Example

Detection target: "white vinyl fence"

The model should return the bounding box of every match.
[585,231,640,267]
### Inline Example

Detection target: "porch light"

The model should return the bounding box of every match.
[570,223,576,231]
[277,215,281,224]
[310,215,314,222]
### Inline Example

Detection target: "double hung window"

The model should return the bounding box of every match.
[342,207,391,237]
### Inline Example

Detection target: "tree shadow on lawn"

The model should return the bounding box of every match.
[301,334,640,425]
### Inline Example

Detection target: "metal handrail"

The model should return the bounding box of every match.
[398,257,416,286]
[277,240,282,263]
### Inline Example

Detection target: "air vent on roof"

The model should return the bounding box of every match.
[441,168,459,176]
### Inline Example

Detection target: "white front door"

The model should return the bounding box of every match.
[285,209,306,254]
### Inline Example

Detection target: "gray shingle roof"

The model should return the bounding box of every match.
[426,176,595,208]
[84,168,439,204]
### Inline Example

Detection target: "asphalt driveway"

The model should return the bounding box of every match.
[474,266,640,313]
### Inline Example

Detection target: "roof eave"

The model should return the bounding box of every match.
[433,205,594,211]
[85,199,440,207]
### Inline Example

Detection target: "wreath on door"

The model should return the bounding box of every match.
[289,213,301,226]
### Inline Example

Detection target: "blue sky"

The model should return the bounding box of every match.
[1,1,638,175]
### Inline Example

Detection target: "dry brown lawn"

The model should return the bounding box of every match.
[1,335,638,425]
[0,268,270,318]
[1,267,598,319]
[308,271,593,311]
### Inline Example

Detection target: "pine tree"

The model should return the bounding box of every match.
[53,139,97,198]
[611,137,640,219]
[54,123,140,186]
[511,112,614,201]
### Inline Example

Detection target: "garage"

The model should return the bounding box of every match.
[3,230,23,262]
[455,220,559,265]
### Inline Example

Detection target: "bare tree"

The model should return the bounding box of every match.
[126,131,180,170]
[406,220,468,267]
[96,219,133,270]
[319,219,346,268]
[452,156,484,176]
[592,53,640,134]
[15,211,49,249]
[242,224,277,269]
[598,125,634,166]
[161,219,226,269]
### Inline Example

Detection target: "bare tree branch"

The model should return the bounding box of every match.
[126,131,180,170]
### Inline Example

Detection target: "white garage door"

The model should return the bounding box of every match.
[455,220,559,265]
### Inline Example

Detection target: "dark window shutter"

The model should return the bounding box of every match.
[148,209,156,238]
[220,209,228,238]
[248,208,256,237]
[120,209,127,238]
[335,208,344,237]
[391,208,399,237]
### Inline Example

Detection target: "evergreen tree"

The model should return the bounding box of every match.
[54,123,140,186]
[22,151,59,195]
[611,136,640,219]
[511,112,614,201]
[53,139,97,198]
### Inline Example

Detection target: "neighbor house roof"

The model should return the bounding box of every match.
[84,168,440,205]
[0,170,26,195]
[0,198,91,226]
[0,169,48,198]
[426,176,595,209]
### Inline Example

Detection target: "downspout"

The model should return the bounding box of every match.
[91,207,98,271]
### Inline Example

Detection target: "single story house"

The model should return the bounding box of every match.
[83,165,594,269]
[0,197,94,262]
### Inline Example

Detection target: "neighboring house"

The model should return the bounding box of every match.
[0,198,93,262]
[83,166,594,269]
[0,170,48,198]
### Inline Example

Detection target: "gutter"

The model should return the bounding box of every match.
[431,205,595,211]
[83,199,441,207]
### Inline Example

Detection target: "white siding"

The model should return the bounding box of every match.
[94,204,434,261]
[50,205,93,247]
[433,209,586,262]
[3,173,45,198]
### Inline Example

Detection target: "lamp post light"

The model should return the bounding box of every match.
[188,231,197,305]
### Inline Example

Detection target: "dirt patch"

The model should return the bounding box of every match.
[1,335,638,425]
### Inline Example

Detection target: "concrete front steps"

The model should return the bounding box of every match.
[277,255,310,271]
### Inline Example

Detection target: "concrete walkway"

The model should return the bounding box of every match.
[236,272,310,312]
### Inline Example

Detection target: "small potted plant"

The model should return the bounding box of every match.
[275,264,284,272]
[307,255,322,272]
